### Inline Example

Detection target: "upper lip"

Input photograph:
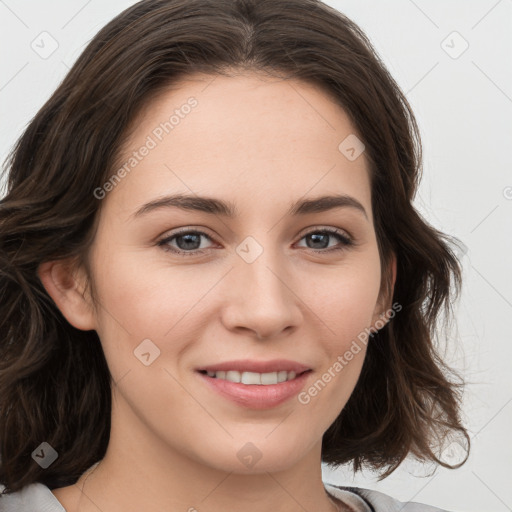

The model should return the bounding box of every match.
[196,359,311,374]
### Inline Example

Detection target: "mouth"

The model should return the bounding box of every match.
[197,369,312,385]
[195,362,313,409]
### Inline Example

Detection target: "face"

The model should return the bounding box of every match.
[79,72,389,474]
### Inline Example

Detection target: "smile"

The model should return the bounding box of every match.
[196,368,313,409]
[199,369,306,385]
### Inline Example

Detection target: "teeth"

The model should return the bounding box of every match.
[205,370,299,385]
[226,370,240,383]
[277,370,288,383]
[241,371,261,385]
[261,372,278,385]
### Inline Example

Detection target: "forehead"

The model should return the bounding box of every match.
[104,71,372,222]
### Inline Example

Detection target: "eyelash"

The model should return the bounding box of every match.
[157,227,354,257]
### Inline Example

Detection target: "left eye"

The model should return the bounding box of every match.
[158,228,353,256]
[296,229,353,251]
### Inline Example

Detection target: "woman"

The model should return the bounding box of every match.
[0,1,469,510]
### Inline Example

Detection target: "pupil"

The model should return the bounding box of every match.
[308,233,328,249]
[177,233,200,250]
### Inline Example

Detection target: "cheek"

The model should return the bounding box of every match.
[295,277,376,430]
[93,243,213,328]
[310,256,382,346]
[88,246,211,379]
[298,258,380,408]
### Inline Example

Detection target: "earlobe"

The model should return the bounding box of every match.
[37,259,96,331]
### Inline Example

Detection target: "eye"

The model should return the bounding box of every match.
[157,229,216,256]
[157,227,354,257]
[295,228,353,253]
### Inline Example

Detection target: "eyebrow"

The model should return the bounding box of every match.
[132,193,368,221]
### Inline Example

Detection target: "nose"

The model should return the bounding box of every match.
[220,250,304,340]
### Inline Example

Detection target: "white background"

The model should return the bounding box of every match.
[1,1,511,511]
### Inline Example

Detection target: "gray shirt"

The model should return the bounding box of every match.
[0,480,451,511]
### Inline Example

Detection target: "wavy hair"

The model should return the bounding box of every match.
[0,0,469,494]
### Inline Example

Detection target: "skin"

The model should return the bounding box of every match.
[39,71,396,512]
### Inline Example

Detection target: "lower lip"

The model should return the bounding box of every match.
[197,371,312,409]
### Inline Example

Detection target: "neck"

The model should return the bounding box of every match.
[59,393,342,512]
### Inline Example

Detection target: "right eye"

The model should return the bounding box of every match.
[157,229,217,256]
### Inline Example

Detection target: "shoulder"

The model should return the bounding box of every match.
[0,482,65,512]
[324,482,453,512]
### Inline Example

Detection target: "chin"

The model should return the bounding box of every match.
[195,434,315,474]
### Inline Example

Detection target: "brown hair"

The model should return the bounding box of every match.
[0,0,469,494]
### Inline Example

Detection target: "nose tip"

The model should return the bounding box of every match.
[220,260,303,340]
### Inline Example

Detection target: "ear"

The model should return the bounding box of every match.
[38,258,96,331]
[371,251,397,328]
